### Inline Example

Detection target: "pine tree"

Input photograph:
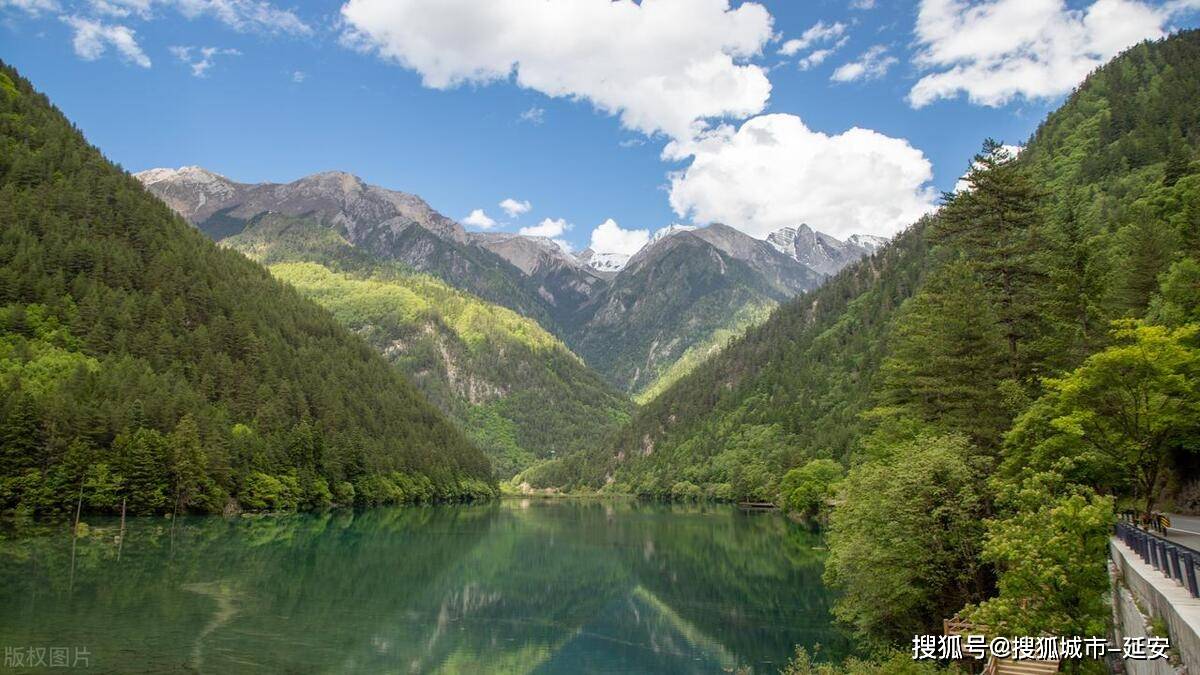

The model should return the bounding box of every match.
[875,261,1011,447]
[935,140,1049,381]
[170,415,207,512]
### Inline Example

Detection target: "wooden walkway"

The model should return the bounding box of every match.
[944,615,1060,674]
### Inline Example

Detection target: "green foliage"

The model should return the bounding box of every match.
[0,60,494,516]
[531,221,930,497]
[566,233,818,393]
[780,459,843,518]
[226,228,632,479]
[874,260,1011,447]
[1148,258,1200,326]
[968,475,1114,637]
[824,434,991,643]
[632,301,774,405]
[1003,321,1200,513]
[781,647,947,675]
[935,140,1050,381]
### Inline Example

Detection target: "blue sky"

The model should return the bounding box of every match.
[2,0,1198,252]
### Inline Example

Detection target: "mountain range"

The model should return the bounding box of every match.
[136,166,885,395]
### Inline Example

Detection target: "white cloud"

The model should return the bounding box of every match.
[519,217,569,238]
[499,198,532,218]
[339,0,774,141]
[953,143,1024,192]
[666,113,938,239]
[292,70,305,83]
[777,20,846,56]
[88,0,151,17]
[169,45,240,77]
[588,218,650,255]
[798,45,840,70]
[908,0,1192,108]
[462,208,497,230]
[518,106,544,125]
[831,45,897,82]
[0,0,61,15]
[63,15,151,67]
[77,0,309,33]
[850,0,876,9]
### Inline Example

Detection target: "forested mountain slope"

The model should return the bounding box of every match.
[0,62,494,516]
[565,224,824,394]
[523,30,1200,506]
[520,223,930,493]
[224,214,632,478]
[139,170,836,396]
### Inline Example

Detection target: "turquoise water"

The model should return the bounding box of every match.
[0,500,849,673]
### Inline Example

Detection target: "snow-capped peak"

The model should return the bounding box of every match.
[576,248,631,274]
[650,223,697,244]
[135,165,230,186]
[846,234,888,251]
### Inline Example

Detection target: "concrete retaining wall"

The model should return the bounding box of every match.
[1111,538,1200,673]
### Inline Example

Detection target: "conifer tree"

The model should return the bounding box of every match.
[934,140,1048,381]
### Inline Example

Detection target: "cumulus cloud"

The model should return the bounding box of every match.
[519,217,570,238]
[499,198,532,218]
[778,20,846,56]
[63,15,151,67]
[462,208,497,230]
[292,70,305,83]
[666,114,938,239]
[908,0,1192,108]
[589,218,650,255]
[339,0,774,141]
[831,45,897,82]
[169,45,240,77]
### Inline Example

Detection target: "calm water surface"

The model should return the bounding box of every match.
[0,500,849,673]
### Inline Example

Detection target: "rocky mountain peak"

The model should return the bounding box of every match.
[136,166,468,244]
[766,224,886,276]
[469,232,581,276]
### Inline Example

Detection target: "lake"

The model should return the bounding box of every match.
[0,500,850,673]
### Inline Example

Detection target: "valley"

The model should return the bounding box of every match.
[136,165,884,476]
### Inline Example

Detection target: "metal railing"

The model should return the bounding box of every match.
[1115,520,1200,597]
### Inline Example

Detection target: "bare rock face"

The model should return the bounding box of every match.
[136,167,467,244]
[470,233,580,276]
[766,224,888,277]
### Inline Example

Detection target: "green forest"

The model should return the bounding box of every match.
[3,21,1200,671]
[0,62,495,518]
[520,30,1200,647]
[223,213,632,478]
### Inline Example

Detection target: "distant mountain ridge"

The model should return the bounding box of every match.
[766,225,888,276]
[136,167,885,394]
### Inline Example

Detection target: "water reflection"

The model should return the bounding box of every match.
[0,501,850,673]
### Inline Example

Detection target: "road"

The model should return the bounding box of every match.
[1165,513,1200,550]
